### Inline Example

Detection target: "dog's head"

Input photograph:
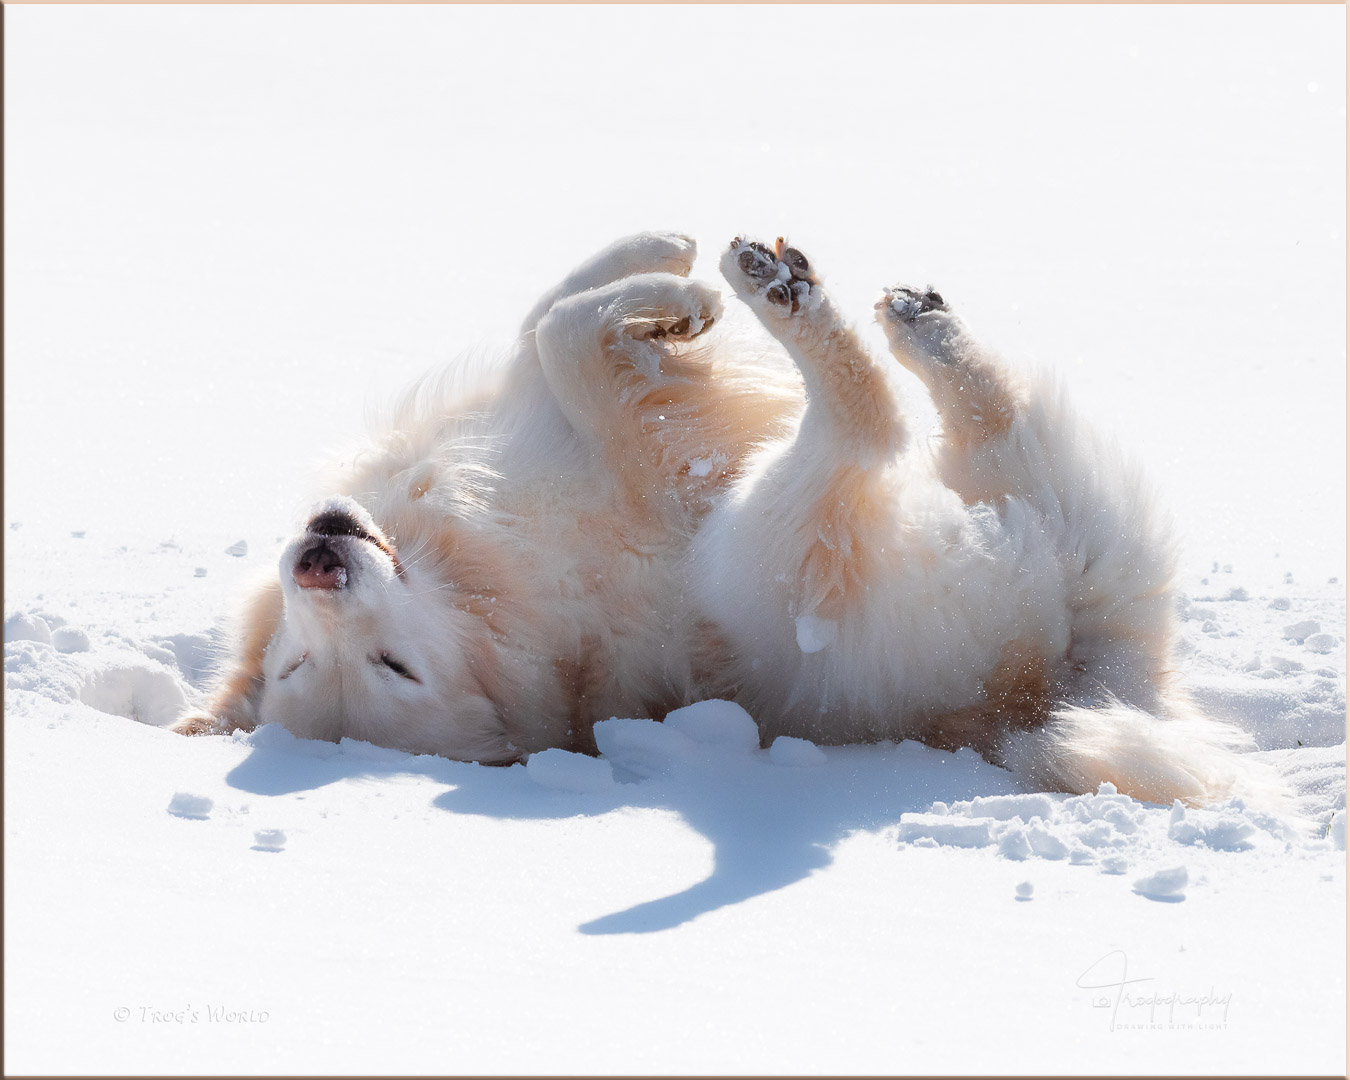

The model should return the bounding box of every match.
[255,496,517,762]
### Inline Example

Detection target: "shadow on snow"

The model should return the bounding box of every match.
[223,723,1018,936]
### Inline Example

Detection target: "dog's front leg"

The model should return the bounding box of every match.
[171,577,282,737]
[722,238,908,467]
[533,271,722,502]
[711,236,910,638]
[517,232,700,336]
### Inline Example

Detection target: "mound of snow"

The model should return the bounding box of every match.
[1283,619,1321,643]
[662,700,759,751]
[526,748,616,794]
[592,717,698,780]
[897,814,995,848]
[895,779,1310,887]
[4,613,52,645]
[1305,633,1338,655]
[51,626,91,653]
[251,829,287,852]
[1133,864,1189,901]
[769,735,827,767]
[1167,800,1256,851]
[167,792,213,820]
[80,663,188,727]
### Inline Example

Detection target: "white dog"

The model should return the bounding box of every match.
[175,232,1258,804]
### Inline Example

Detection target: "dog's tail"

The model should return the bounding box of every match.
[996,697,1285,809]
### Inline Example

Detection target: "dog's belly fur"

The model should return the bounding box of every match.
[692,472,1070,744]
[176,232,1262,806]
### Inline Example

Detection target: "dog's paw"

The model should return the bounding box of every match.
[625,278,723,342]
[721,236,818,316]
[170,711,221,736]
[877,284,949,325]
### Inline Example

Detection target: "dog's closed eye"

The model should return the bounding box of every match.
[377,654,421,683]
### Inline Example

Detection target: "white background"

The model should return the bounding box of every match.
[6,5,1345,576]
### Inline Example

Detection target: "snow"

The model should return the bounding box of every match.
[166,792,214,820]
[526,747,617,795]
[768,735,828,767]
[4,5,1345,1076]
[51,625,91,653]
[5,612,51,645]
[1133,866,1191,903]
[1283,619,1322,643]
[592,717,699,780]
[250,828,287,852]
[1307,633,1338,655]
[79,662,190,728]
[662,699,760,751]
[794,613,837,654]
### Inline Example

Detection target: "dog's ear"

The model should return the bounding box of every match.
[173,576,283,736]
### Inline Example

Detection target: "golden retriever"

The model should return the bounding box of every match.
[174,232,1258,804]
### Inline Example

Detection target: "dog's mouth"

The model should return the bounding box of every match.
[292,507,403,590]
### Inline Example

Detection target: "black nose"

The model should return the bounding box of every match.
[306,508,372,541]
[293,541,348,590]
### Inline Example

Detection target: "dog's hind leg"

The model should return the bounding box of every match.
[874,286,1036,505]
[877,283,1202,787]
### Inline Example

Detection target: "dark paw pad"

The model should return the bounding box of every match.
[736,241,779,283]
[634,308,717,342]
[882,285,949,324]
[780,246,810,278]
[728,235,818,313]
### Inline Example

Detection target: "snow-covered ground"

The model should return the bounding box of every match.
[5,6,1345,1075]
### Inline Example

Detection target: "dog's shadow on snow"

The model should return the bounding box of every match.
[224,723,1018,936]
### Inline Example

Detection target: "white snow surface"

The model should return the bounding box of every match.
[5,6,1346,1075]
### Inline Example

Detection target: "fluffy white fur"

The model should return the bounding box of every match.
[175,231,1265,805]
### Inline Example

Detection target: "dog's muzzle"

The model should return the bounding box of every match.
[293,539,349,590]
[306,506,380,545]
[290,500,402,589]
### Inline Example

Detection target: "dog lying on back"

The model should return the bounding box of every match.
[175,232,1257,804]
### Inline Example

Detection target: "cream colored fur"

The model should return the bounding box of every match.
[174,231,1266,805]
